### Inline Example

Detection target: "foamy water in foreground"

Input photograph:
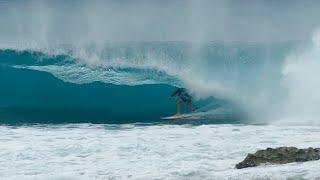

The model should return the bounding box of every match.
[1,124,320,180]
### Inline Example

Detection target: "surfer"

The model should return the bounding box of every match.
[170,88,196,115]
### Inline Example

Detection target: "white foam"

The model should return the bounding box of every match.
[281,29,320,125]
[14,64,178,86]
[0,124,320,179]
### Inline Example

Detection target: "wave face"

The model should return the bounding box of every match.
[0,41,301,124]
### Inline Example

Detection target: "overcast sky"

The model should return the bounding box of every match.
[0,0,320,43]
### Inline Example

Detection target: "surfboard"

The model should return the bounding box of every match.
[161,114,193,120]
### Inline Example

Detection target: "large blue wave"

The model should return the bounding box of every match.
[0,42,299,124]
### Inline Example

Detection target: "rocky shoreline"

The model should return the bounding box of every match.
[236,147,320,169]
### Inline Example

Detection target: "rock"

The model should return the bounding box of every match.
[236,147,320,169]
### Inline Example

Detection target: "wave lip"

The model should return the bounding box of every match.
[14,64,179,86]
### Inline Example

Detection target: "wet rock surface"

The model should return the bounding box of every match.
[236,147,320,169]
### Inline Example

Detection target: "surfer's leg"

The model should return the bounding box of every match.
[176,98,182,115]
[187,102,196,113]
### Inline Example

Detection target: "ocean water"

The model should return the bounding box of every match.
[0,42,296,124]
[2,35,320,180]
[1,124,320,180]
[2,1,320,179]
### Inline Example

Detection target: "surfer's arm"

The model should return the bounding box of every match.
[170,89,180,97]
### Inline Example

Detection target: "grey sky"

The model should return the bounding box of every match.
[0,0,319,43]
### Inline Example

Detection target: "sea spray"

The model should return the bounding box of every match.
[280,29,320,124]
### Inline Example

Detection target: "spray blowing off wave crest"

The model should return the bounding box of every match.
[4,42,237,98]
[2,42,188,86]
[280,29,320,125]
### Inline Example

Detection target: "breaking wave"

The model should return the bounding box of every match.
[0,38,318,124]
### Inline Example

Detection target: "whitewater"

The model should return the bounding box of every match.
[1,124,320,180]
[2,0,320,179]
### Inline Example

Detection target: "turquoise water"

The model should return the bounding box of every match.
[0,42,297,124]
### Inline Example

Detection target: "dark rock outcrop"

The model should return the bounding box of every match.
[236,147,320,169]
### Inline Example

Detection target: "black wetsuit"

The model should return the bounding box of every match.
[171,88,192,103]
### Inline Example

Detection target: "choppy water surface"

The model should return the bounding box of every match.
[1,124,320,180]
